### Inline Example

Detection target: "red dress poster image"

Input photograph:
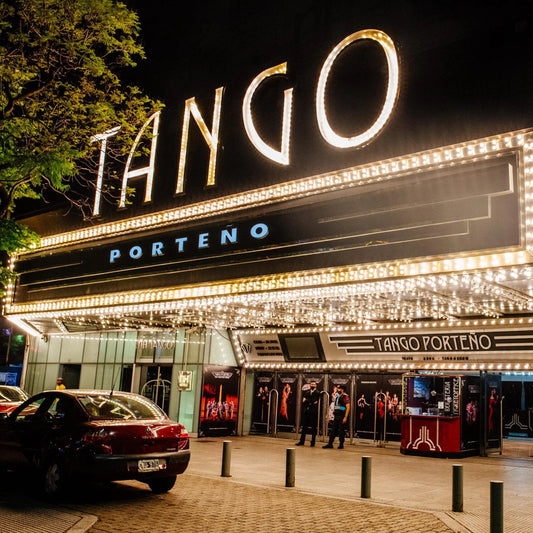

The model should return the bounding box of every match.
[277,374,297,433]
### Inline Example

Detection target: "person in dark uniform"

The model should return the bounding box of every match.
[323,383,350,449]
[296,381,320,447]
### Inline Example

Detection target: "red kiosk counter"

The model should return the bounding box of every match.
[400,374,484,458]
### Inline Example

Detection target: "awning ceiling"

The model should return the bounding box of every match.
[9,264,533,335]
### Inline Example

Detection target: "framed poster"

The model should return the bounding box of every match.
[199,365,240,437]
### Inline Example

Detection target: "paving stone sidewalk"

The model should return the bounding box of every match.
[75,474,455,533]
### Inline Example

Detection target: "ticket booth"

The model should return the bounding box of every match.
[400,373,481,457]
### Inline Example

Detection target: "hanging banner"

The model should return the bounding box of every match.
[198,365,240,437]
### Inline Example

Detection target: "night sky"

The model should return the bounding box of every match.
[123,0,533,207]
[19,0,533,229]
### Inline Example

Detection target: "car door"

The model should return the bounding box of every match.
[41,395,80,462]
[0,394,51,468]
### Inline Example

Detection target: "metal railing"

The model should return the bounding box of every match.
[319,390,330,442]
[267,388,279,437]
[141,378,171,407]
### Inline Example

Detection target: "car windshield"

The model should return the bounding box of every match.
[78,394,165,420]
[0,387,27,402]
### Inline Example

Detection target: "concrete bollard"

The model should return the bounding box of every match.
[286,448,295,487]
[361,456,372,498]
[490,480,504,533]
[452,464,463,512]
[221,440,232,477]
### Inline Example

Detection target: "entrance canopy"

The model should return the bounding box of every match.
[5,129,533,347]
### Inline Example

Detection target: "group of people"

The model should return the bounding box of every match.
[296,381,350,449]
[205,398,235,421]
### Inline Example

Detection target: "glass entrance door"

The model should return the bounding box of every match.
[140,366,172,414]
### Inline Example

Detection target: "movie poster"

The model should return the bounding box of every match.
[383,374,402,441]
[251,373,274,433]
[355,374,402,441]
[300,375,325,435]
[355,374,379,440]
[277,374,298,432]
[461,376,481,450]
[199,365,240,437]
[485,374,502,448]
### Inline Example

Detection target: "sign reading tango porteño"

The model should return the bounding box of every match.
[329,330,533,354]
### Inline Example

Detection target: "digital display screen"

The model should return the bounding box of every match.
[412,376,431,400]
[279,334,325,362]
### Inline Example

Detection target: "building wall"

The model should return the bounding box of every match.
[23,328,238,433]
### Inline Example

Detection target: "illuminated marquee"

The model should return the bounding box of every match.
[91,29,399,214]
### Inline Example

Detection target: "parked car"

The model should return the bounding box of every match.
[0,390,190,498]
[0,385,29,415]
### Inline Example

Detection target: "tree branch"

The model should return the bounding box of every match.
[0,175,37,219]
[3,79,55,119]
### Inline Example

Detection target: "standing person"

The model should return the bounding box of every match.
[323,383,350,449]
[296,381,320,447]
[55,377,66,390]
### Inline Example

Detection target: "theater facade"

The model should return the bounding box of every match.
[3,3,533,449]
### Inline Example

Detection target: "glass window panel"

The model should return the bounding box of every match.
[79,364,97,389]
[173,330,186,363]
[123,332,137,363]
[105,334,119,363]
[83,336,100,363]
[60,337,84,363]
[47,337,61,363]
[208,330,237,365]
[97,336,107,364]
[44,364,61,391]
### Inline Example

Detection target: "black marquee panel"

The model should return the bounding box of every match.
[14,156,519,303]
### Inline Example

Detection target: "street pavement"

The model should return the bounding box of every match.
[1,435,533,532]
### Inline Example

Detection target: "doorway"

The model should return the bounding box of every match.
[139,365,172,414]
[59,364,81,389]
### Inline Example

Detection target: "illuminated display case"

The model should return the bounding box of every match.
[400,373,481,457]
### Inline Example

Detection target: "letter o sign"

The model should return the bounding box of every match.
[129,245,143,259]
[316,29,399,149]
[250,223,269,239]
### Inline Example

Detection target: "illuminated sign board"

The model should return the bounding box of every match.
[14,155,519,302]
[329,330,533,354]
[90,29,399,217]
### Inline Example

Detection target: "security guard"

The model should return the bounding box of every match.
[296,381,320,447]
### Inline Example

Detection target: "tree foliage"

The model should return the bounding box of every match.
[0,0,161,296]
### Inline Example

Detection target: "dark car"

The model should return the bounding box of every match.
[0,386,29,415]
[0,390,190,498]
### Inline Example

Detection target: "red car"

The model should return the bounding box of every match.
[0,385,29,415]
[0,390,190,498]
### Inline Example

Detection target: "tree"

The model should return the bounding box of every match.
[0,0,161,296]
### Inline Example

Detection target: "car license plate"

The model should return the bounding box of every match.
[138,458,162,472]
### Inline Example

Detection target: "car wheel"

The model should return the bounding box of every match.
[147,475,177,494]
[43,460,67,499]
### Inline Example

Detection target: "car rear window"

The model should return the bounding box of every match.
[0,387,27,402]
[78,394,165,420]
